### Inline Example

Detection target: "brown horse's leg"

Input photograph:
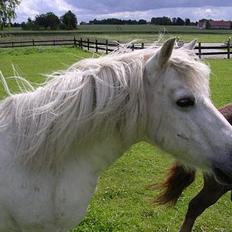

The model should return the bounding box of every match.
[179,176,228,232]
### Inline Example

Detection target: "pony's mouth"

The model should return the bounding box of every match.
[213,167,232,186]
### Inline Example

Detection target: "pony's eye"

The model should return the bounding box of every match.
[176,97,195,108]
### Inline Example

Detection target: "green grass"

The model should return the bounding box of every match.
[1,25,232,43]
[1,32,231,43]
[0,48,232,231]
[76,33,231,43]
[209,59,232,107]
[0,47,92,95]
[2,24,232,34]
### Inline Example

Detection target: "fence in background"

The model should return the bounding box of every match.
[0,37,144,53]
[195,40,232,59]
[0,37,232,59]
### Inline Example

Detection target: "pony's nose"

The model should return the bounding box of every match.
[212,165,232,186]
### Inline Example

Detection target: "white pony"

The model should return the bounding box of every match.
[0,38,232,232]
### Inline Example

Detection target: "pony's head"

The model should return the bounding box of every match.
[144,38,232,185]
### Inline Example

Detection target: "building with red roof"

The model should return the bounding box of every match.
[198,19,231,29]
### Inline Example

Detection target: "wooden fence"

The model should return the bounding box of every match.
[0,37,232,59]
[0,37,144,53]
[195,41,232,59]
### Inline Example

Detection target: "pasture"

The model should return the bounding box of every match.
[0,47,232,231]
[1,24,232,43]
[1,32,231,44]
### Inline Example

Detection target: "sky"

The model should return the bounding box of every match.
[15,0,232,23]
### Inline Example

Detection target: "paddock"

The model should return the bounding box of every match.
[0,46,232,231]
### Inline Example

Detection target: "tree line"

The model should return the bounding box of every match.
[1,1,78,30]
[85,17,196,26]
[1,1,196,31]
[21,11,77,30]
[1,0,196,31]
[13,15,196,31]
[87,18,147,25]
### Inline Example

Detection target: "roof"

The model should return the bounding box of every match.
[209,20,231,27]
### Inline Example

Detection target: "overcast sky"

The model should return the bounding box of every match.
[15,0,232,23]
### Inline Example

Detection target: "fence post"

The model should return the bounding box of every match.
[87,38,90,50]
[32,39,35,46]
[11,41,14,48]
[74,36,77,47]
[141,42,144,49]
[198,42,202,59]
[106,39,108,54]
[227,37,231,59]
[80,38,83,49]
[95,39,98,53]
[131,43,134,51]
[53,40,55,46]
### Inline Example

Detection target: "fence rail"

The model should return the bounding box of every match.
[0,37,232,59]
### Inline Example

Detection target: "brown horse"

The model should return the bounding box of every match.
[151,103,232,232]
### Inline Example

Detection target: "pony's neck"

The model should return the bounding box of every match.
[71,133,132,176]
[0,52,148,171]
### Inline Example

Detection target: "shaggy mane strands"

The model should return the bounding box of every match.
[0,47,210,169]
[0,51,147,168]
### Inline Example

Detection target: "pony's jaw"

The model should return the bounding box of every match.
[145,69,232,181]
[152,97,232,181]
[198,100,232,184]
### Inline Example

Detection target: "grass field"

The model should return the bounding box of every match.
[77,33,232,44]
[1,32,231,44]
[1,25,232,43]
[0,47,232,231]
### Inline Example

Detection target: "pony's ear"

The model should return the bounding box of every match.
[146,38,175,71]
[181,40,197,50]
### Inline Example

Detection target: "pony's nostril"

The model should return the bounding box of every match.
[213,166,232,186]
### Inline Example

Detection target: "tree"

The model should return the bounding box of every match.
[35,14,47,28]
[61,10,77,29]
[45,12,60,29]
[0,0,21,30]
[151,17,172,25]
[205,20,211,29]
[138,19,147,24]
[185,18,191,25]
[172,17,177,25]
[22,17,39,30]
[176,17,185,25]
[35,12,60,30]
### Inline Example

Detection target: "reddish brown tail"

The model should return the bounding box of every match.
[150,162,196,206]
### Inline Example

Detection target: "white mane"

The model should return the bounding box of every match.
[0,47,210,169]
